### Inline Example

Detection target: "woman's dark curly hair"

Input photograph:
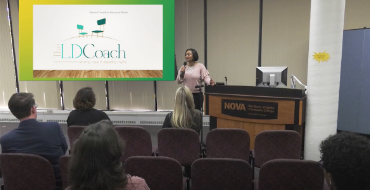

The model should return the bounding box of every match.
[185,48,199,62]
[68,120,128,190]
[73,87,96,110]
[320,132,370,190]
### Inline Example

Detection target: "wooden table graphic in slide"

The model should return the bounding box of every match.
[33,70,163,78]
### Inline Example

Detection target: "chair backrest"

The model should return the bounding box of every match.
[157,128,200,166]
[254,130,301,167]
[125,156,183,190]
[114,126,153,161]
[206,128,250,161]
[97,18,106,25]
[191,158,253,190]
[58,155,71,190]
[0,153,56,190]
[77,24,83,30]
[67,125,85,150]
[258,159,324,190]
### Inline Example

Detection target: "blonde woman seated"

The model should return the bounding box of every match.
[67,120,150,190]
[162,86,201,134]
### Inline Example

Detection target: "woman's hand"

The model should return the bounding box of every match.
[210,79,215,86]
[180,66,186,72]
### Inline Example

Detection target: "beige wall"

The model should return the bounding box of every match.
[344,0,370,30]
[0,0,17,108]
[9,0,18,73]
[261,0,310,88]
[207,0,259,86]
[261,0,370,89]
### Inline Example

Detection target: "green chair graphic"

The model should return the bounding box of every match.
[77,25,88,38]
[92,18,106,38]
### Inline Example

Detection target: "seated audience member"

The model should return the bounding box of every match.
[319,132,370,190]
[67,120,150,190]
[162,86,201,134]
[67,87,110,127]
[0,93,68,189]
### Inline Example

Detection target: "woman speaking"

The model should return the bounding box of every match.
[176,48,215,110]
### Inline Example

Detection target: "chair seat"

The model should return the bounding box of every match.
[92,30,103,33]
[79,32,88,35]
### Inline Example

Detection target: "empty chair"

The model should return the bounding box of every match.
[58,155,71,190]
[191,158,253,190]
[206,128,250,162]
[92,18,106,38]
[125,156,183,190]
[258,159,324,190]
[254,130,301,168]
[67,125,85,150]
[0,153,56,190]
[114,126,153,161]
[157,128,200,189]
[77,24,88,37]
[157,128,200,166]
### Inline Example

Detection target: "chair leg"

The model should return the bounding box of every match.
[186,178,190,190]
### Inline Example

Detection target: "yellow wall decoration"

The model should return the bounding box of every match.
[313,51,330,63]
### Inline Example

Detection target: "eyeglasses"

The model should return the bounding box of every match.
[318,160,324,169]
[34,104,38,109]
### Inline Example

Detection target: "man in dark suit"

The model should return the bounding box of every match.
[0,93,68,189]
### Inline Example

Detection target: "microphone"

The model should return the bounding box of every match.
[225,76,227,85]
[179,62,186,80]
[195,85,204,88]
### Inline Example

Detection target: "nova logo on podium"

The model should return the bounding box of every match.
[221,99,278,119]
[224,102,246,111]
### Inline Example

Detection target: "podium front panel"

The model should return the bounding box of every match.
[208,95,295,125]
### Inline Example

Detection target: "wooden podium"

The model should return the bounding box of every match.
[205,86,306,150]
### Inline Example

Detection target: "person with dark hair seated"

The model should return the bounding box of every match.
[67,120,150,190]
[0,93,68,190]
[319,132,370,190]
[67,87,110,127]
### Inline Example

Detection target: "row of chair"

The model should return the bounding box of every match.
[0,153,324,190]
[68,126,304,189]
[68,126,302,166]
